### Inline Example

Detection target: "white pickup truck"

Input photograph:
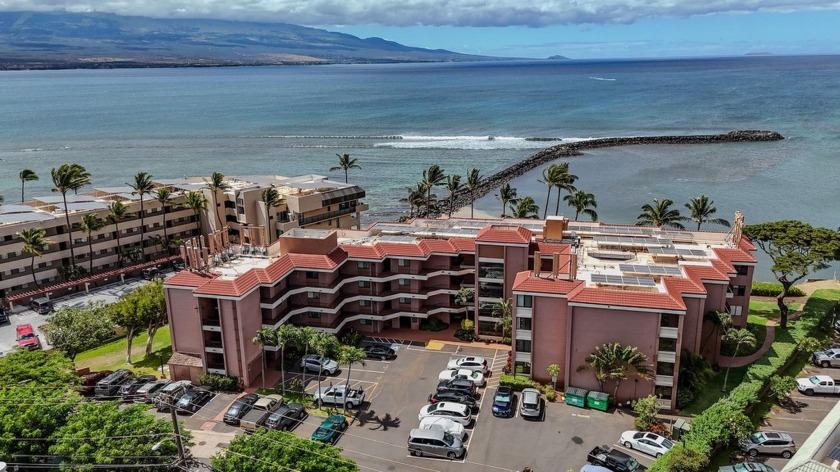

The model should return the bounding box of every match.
[312,385,366,409]
[796,375,840,395]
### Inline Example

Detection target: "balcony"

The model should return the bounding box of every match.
[726,285,734,299]
[204,341,224,354]
[659,327,679,339]
[298,205,360,226]
[201,317,221,332]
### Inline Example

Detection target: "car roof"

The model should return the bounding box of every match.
[760,431,792,441]
[435,402,468,413]
[16,324,34,333]
[409,428,446,440]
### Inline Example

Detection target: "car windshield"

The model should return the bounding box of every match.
[495,392,510,402]
[442,432,454,445]
[627,459,638,469]
[20,333,36,340]
[427,404,439,413]
[810,376,821,384]
[314,427,329,436]
[750,433,763,443]
[228,403,242,413]
[662,439,674,449]
[733,465,748,472]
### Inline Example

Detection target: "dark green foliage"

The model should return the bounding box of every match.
[199,373,240,392]
[751,282,805,297]
[660,446,710,472]
[419,316,448,332]
[43,302,116,361]
[212,428,358,472]
[454,329,476,341]
[339,328,364,347]
[499,374,539,392]
[0,349,79,388]
[0,385,82,463]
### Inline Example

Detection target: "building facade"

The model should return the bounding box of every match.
[163,216,755,410]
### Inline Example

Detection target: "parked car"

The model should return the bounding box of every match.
[0,306,8,324]
[796,374,840,395]
[223,393,260,425]
[447,356,489,374]
[587,445,647,472]
[95,369,134,398]
[300,354,339,375]
[581,466,613,472]
[16,323,42,350]
[436,379,477,398]
[155,380,193,411]
[363,345,396,360]
[241,394,284,432]
[418,402,472,426]
[419,416,466,441]
[141,267,161,280]
[492,386,514,417]
[78,370,113,396]
[519,388,542,420]
[29,297,54,314]
[407,428,465,459]
[312,385,366,409]
[264,403,307,431]
[739,431,797,458]
[718,463,778,472]
[175,389,214,414]
[119,375,158,401]
[439,369,485,387]
[428,391,478,411]
[812,348,840,367]
[311,415,348,444]
[135,380,171,403]
[619,431,674,458]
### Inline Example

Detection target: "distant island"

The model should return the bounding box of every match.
[0,11,503,70]
[547,55,570,60]
[745,52,774,56]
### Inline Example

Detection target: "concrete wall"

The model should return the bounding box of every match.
[529,296,570,386]
[166,288,203,355]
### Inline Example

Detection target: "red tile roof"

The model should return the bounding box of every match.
[531,240,570,255]
[683,264,729,282]
[164,271,218,288]
[193,279,241,297]
[512,271,583,295]
[476,225,532,245]
[714,247,757,264]
[570,287,686,311]
[663,277,706,296]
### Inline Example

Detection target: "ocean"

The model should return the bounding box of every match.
[1,55,839,280]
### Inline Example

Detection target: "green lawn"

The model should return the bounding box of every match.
[680,365,749,416]
[749,300,801,321]
[75,325,172,377]
[721,314,768,357]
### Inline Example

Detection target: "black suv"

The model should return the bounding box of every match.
[436,379,477,398]
[224,393,260,425]
[428,391,478,411]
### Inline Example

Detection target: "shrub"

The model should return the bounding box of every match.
[661,446,709,472]
[769,375,797,402]
[676,389,695,410]
[460,319,474,331]
[632,394,660,431]
[751,282,805,297]
[545,385,556,402]
[340,328,364,347]
[502,336,512,345]
[420,316,448,332]
[199,373,240,392]
[454,329,475,341]
[499,374,538,392]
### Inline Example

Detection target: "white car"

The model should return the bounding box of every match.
[418,402,472,426]
[619,431,674,458]
[447,356,489,374]
[438,369,485,387]
[418,416,467,441]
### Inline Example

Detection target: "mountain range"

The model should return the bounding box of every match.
[0,11,495,69]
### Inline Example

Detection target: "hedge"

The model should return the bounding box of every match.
[648,289,840,471]
[499,374,539,392]
[751,282,806,297]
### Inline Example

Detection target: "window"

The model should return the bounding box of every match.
[515,339,532,353]
[359,319,372,325]
[357,261,370,269]
[358,280,371,288]
[359,299,371,307]
[399,297,411,305]
[307,312,321,319]
[514,361,532,375]
[307,292,320,299]
[658,338,677,352]
[478,262,504,279]
[516,295,533,308]
[654,386,673,400]
[306,271,318,279]
[735,265,749,276]
[399,278,411,286]
[656,361,675,376]
[516,317,532,331]
[398,258,410,267]
[734,285,746,296]
[660,314,679,328]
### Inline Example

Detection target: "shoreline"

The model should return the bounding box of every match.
[435,130,784,217]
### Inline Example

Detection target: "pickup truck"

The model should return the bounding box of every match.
[587,445,648,472]
[240,394,284,432]
[811,348,840,368]
[796,375,840,395]
[312,385,366,409]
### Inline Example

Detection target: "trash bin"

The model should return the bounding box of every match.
[586,391,610,411]
[565,387,589,408]
[672,418,690,441]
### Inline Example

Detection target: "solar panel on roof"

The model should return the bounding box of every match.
[827,442,840,461]
[619,264,683,276]
[63,202,109,211]
[0,212,56,224]
[590,274,657,287]
[676,248,708,257]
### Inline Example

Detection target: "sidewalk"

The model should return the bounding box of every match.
[188,429,237,459]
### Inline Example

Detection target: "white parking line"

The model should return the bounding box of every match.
[351,368,387,374]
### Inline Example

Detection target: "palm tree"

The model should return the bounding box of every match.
[275,324,298,396]
[552,162,578,216]
[564,190,599,221]
[311,332,338,407]
[509,196,540,219]
[18,227,52,288]
[19,169,38,202]
[578,343,618,391]
[420,165,446,216]
[107,201,128,267]
[252,328,278,390]
[296,327,315,394]
[339,345,367,413]
[454,288,475,322]
[496,183,517,218]
[637,198,688,229]
[685,195,730,230]
[51,163,92,269]
[204,172,230,230]
[444,174,461,218]
[153,188,174,255]
[400,184,427,219]
[128,172,155,262]
[261,187,282,244]
[493,298,513,338]
[330,153,361,184]
[183,191,208,245]
[464,168,481,219]
[721,328,757,392]
[608,344,652,402]
[701,311,732,354]
[538,166,557,219]
[80,213,106,275]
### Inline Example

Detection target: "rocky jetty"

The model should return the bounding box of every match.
[434,130,784,217]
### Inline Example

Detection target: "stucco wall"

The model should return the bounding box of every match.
[165,287,203,354]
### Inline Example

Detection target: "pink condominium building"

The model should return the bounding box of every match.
[163,215,755,410]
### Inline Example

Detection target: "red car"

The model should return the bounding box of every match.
[16,324,41,350]
[79,370,113,396]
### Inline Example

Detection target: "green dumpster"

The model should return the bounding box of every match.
[586,391,610,411]
[565,387,589,408]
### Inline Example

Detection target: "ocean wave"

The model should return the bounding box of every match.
[589,77,617,81]
[374,135,567,150]
[241,135,404,140]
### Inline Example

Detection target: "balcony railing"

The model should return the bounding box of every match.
[298,206,358,226]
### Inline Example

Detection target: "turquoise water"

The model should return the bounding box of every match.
[1,56,839,278]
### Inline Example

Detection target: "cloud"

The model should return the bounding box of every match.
[0,0,839,26]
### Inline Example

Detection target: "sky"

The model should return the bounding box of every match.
[2,1,840,58]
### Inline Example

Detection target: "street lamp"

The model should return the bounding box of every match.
[157,352,166,379]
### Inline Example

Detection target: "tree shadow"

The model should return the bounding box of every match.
[779,397,805,414]
[355,409,377,427]
[369,412,401,431]
[133,346,173,370]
